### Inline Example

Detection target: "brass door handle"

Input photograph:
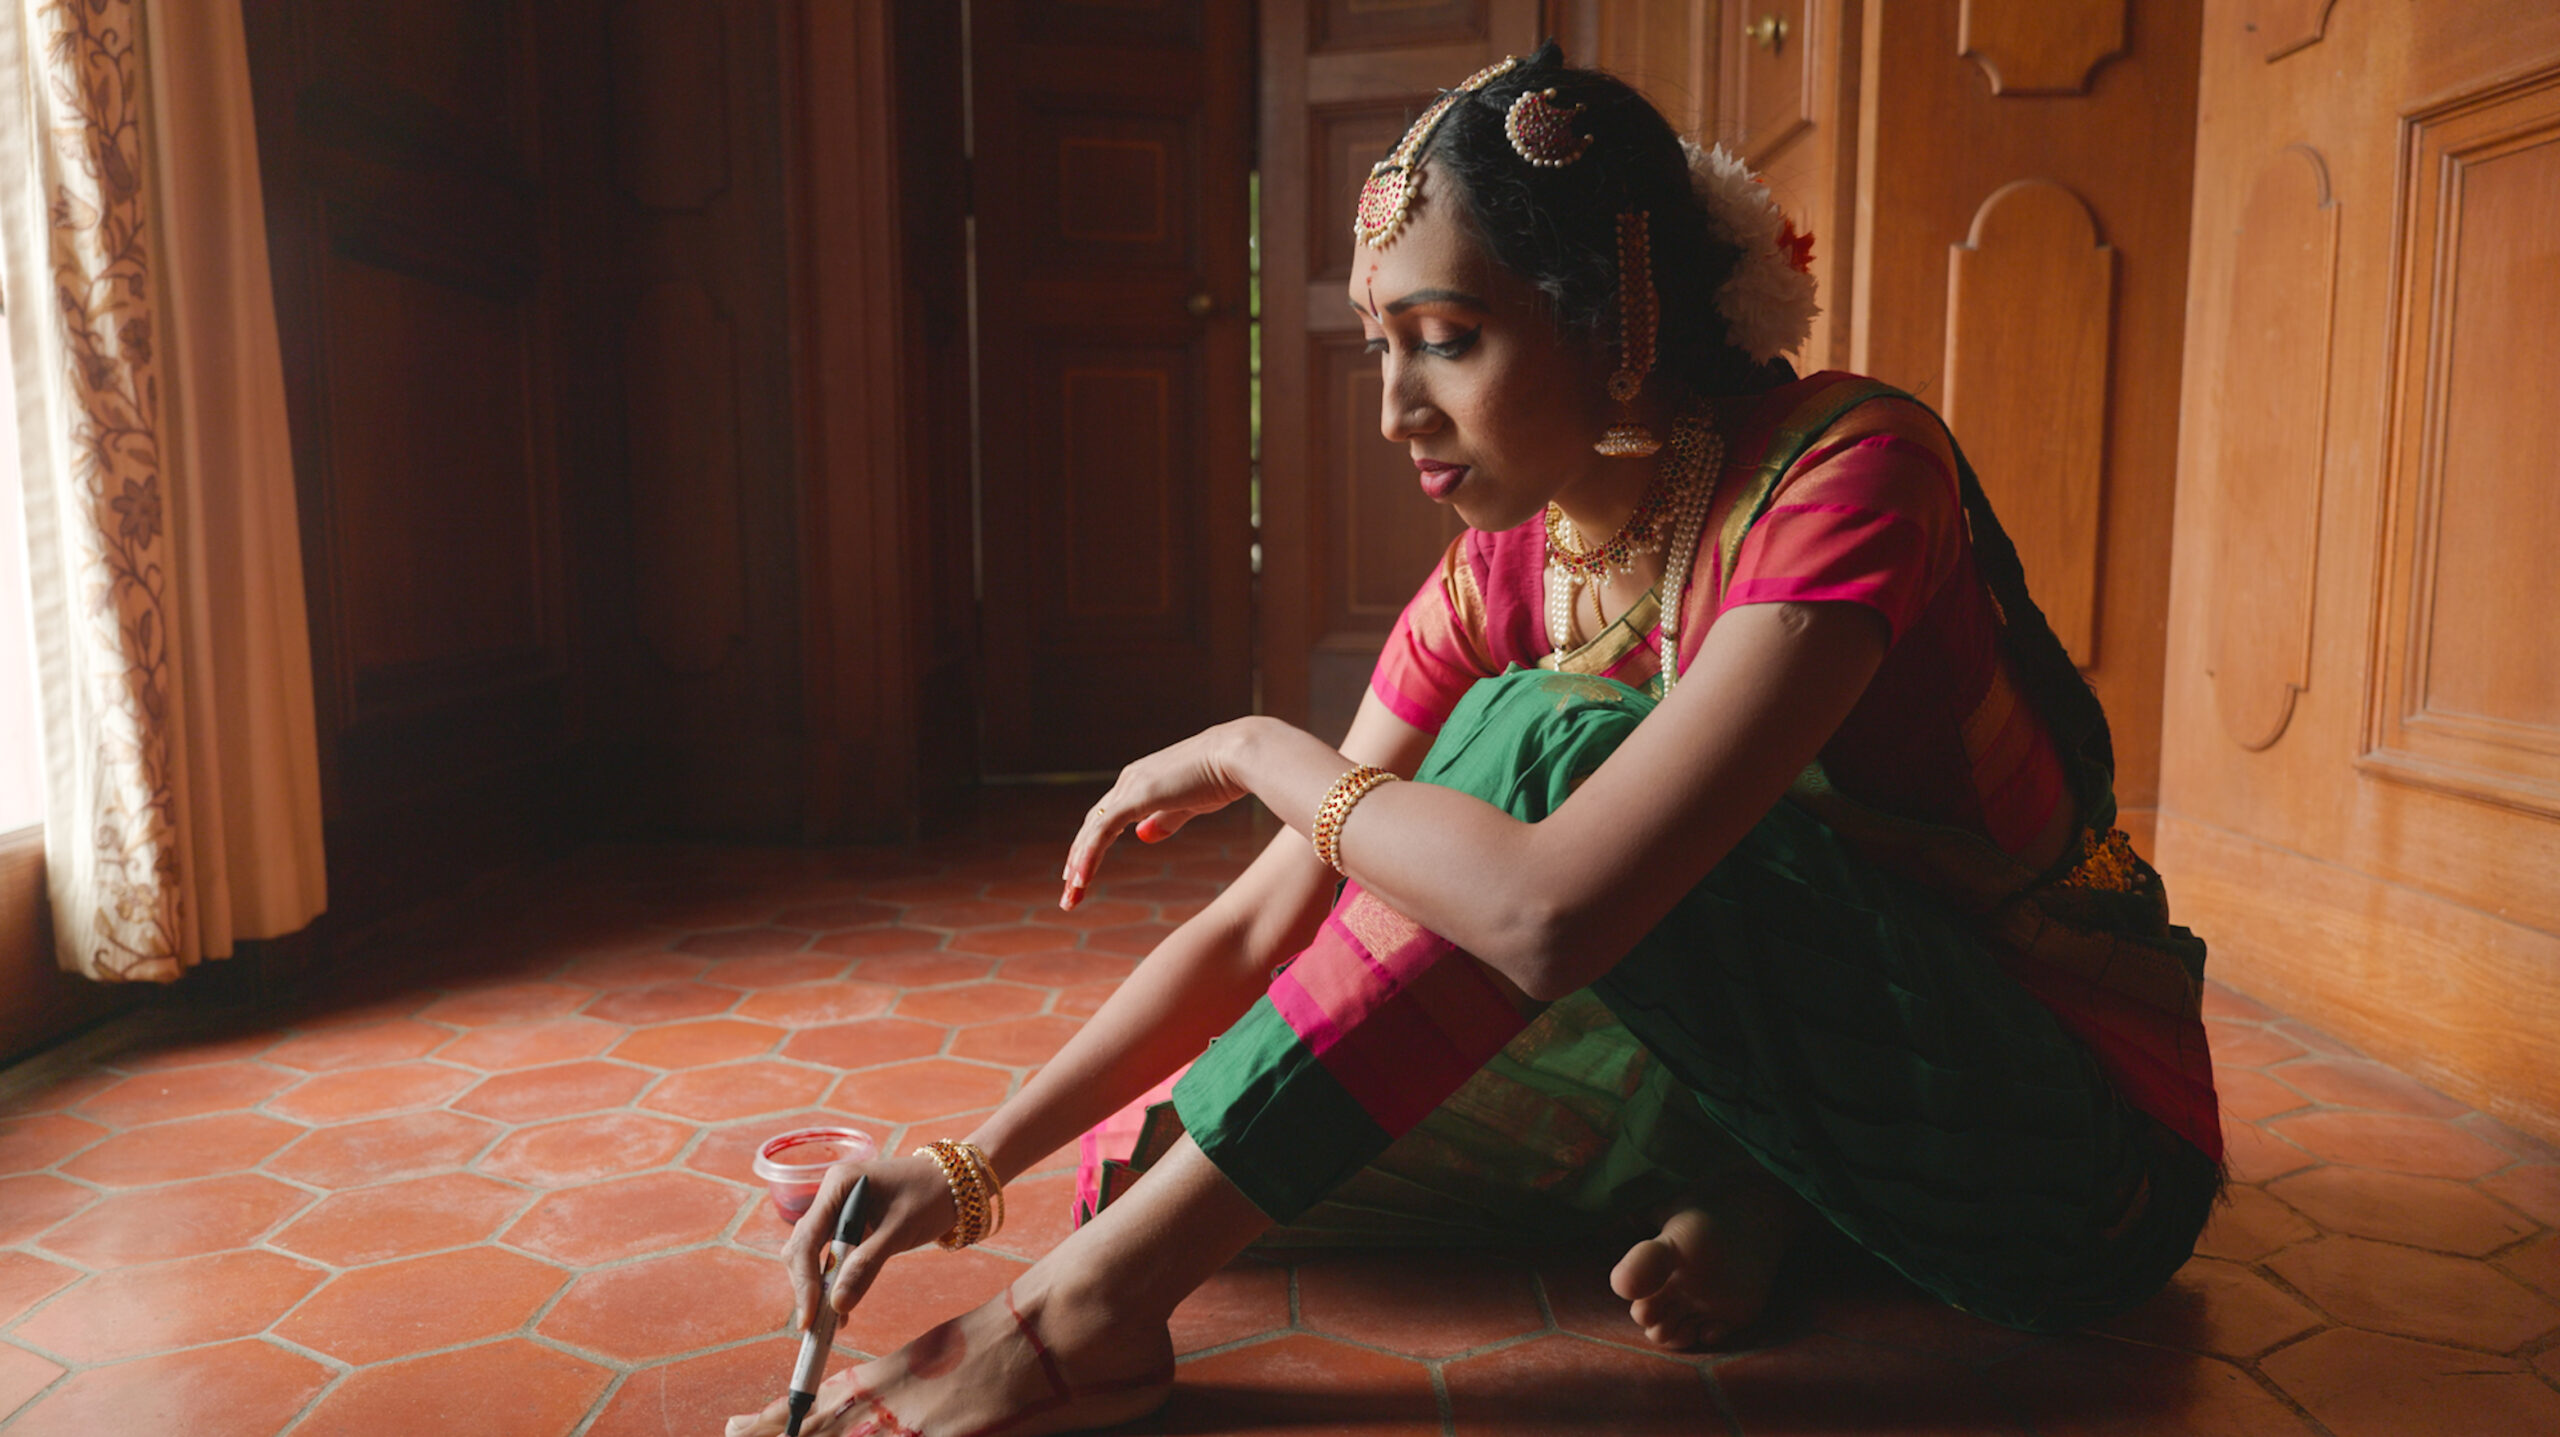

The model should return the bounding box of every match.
[1745,14,1788,52]
[1186,291,1217,317]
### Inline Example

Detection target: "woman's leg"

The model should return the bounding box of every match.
[727,1138,1268,1437]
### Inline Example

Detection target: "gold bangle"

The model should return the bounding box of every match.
[1310,765,1399,874]
[915,1139,999,1249]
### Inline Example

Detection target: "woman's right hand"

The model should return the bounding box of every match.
[782,1151,959,1332]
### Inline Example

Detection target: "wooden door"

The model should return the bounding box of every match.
[2158,0,2560,1138]
[971,1,1255,776]
[1259,0,1541,743]
[1837,0,2204,852]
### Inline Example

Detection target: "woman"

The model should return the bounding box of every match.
[730,46,2222,1437]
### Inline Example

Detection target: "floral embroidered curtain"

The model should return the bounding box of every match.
[0,0,326,980]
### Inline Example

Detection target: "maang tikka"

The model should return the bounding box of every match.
[1594,209,1662,457]
[1355,61,1597,249]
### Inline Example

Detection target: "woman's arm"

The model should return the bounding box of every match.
[1069,600,1886,1003]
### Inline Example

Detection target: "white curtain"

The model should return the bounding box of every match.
[0,0,325,981]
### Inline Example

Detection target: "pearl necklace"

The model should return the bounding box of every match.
[1545,410,1725,695]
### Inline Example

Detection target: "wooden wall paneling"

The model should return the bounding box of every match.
[622,281,746,677]
[1567,0,1718,138]
[2244,0,2338,63]
[2202,144,2335,753]
[1941,180,2113,666]
[1714,0,1856,373]
[1955,0,2127,97]
[1723,0,1818,164]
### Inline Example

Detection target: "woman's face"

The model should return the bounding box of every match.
[1349,187,1617,532]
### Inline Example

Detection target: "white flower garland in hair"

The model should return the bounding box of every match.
[1682,139,1821,365]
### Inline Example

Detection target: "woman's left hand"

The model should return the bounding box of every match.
[1061,718,1263,908]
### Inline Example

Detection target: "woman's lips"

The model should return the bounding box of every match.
[1415,460,1468,500]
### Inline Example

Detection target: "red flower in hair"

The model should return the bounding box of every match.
[1776,217,1816,274]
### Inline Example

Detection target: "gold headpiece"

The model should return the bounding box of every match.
[1352,57,1520,249]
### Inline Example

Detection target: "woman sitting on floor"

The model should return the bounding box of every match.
[730,44,2223,1437]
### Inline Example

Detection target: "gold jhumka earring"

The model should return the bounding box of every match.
[1595,209,1662,457]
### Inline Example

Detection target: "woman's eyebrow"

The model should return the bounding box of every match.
[1381,287,1490,316]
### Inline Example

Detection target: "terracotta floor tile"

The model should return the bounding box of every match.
[585,1336,803,1437]
[60,1111,303,1186]
[453,1059,653,1122]
[267,1061,473,1123]
[862,875,984,906]
[10,1248,326,1364]
[558,948,709,989]
[0,1338,330,1437]
[1157,1333,1447,1437]
[677,926,815,958]
[640,1059,835,1123]
[974,1172,1080,1262]
[540,1245,789,1361]
[2482,1164,2560,1226]
[2269,1233,2560,1350]
[1085,922,1178,957]
[1986,1333,2321,1436]
[2092,1255,2320,1359]
[0,1069,117,1119]
[812,927,945,962]
[733,979,901,1027]
[684,1109,886,1193]
[1055,980,1124,1019]
[2220,1117,2318,1183]
[276,1246,568,1364]
[831,1058,1015,1124]
[1796,1280,2039,1362]
[0,1253,79,1325]
[947,925,1081,958]
[437,1015,624,1070]
[781,1016,950,1071]
[268,1109,501,1187]
[582,980,739,1025]
[2199,982,2281,1023]
[73,1064,290,1128]
[846,950,1000,986]
[950,1015,1083,1067]
[2462,1111,2560,1161]
[896,982,1048,1026]
[833,1246,1027,1358]
[0,1175,92,1246]
[288,1338,613,1437]
[2271,1056,2470,1118]
[995,949,1137,988]
[2270,1016,2366,1058]
[775,899,901,930]
[0,1343,64,1422]
[903,898,1031,931]
[1030,898,1150,930]
[2204,1018,2305,1071]
[477,1110,693,1186]
[612,1017,788,1069]
[504,1170,746,1265]
[38,1173,309,1265]
[415,980,593,1027]
[2261,1326,2560,1437]
[1296,1249,1546,1357]
[1169,1260,1293,1355]
[108,1028,279,1073]
[2497,1230,2560,1301]
[1107,876,1222,906]
[2191,1183,2318,1263]
[272,1171,529,1266]
[261,1019,452,1073]
[2267,1165,2538,1255]
[2215,1067,2308,1124]
[1447,1333,1716,1435]
[2268,1110,2512,1180]
[1716,1330,2023,1435]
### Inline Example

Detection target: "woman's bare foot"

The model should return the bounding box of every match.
[725,1282,1173,1437]
[1607,1175,1807,1350]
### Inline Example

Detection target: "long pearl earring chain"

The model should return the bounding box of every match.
[1544,411,1724,689]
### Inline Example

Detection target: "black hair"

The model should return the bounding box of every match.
[1419,42,1788,397]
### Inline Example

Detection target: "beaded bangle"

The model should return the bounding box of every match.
[915,1139,1004,1249]
[1309,765,1400,874]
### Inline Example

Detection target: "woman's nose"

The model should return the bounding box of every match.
[1379,365,1438,442]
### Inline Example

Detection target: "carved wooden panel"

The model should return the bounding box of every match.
[1942,180,2113,666]
[1023,0,1200,46]
[609,0,728,211]
[1312,0,1490,53]
[2205,145,2336,752]
[1057,139,1169,244]
[1957,0,2126,96]
[2246,0,2339,63]
[624,282,744,675]
[1028,106,1192,267]
[2367,69,2560,815]
[1059,366,1180,620]
[1591,0,1717,139]
[1723,0,1816,165]
[305,0,517,142]
[1311,100,1425,279]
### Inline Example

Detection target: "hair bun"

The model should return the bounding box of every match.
[1681,140,1820,364]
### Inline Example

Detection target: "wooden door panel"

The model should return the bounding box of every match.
[1724,0,1817,165]
[974,1,1252,776]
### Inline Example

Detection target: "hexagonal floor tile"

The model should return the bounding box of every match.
[2264,1112,2509,1181]
[414,980,593,1027]
[266,1110,501,1188]
[2266,1165,2538,1256]
[453,1059,653,1123]
[270,1171,528,1267]
[640,1060,834,1123]
[843,950,999,986]
[2269,1057,2468,1118]
[1446,1333,1715,1435]
[539,1246,788,1362]
[2265,1234,2560,1351]
[437,1016,624,1071]
[950,1016,1082,1068]
[2093,1256,2322,1360]
[275,1246,569,1365]
[266,1062,473,1124]
[1295,1249,1547,1358]
[0,1339,331,1437]
[0,1175,93,1247]
[2482,1164,2560,1226]
[287,1339,612,1437]
[9,1249,326,1365]
[0,1344,63,1422]
[2220,1119,2317,1184]
[505,1171,747,1265]
[612,1019,787,1069]
[994,950,1135,989]
[2260,1327,2560,1437]
[0,1252,81,1325]
[1714,1331,2020,1434]
[58,1111,304,1187]
[703,952,854,988]
[1988,1333,2320,1436]
[774,899,899,930]
[37,1173,309,1266]
[585,1336,803,1437]
[477,1111,693,1187]
[1158,1334,1439,1436]
[261,1020,453,1074]
[733,980,900,1027]
[894,983,1047,1027]
[2191,1184,2317,1264]
[781,1017,949,1071]
[72,1065,291,1127]
[833,1246,1028,1359]
[559,948,709,989]
[583,982,739,1026]
[1168,1260,1292,1356]
[677,927,814,958]
[830,1059,1014,1124]
[2203,1019,2304,1071]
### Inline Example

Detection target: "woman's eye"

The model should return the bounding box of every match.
[1421,326,1481,358]
[1362,334,1388,355]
